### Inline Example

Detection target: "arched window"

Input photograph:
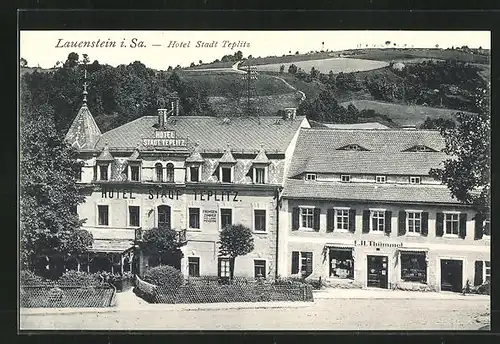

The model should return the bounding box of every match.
[166,163,174,182]
[155,163,163,182]
[158,205,171,229]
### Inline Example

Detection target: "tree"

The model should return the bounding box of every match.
[190,62,195,67]
[199,60,203,64]
[218,224,254,279]
[420,117,456,130]
[167,66,173,71]
[429,87,490,213]
[385,41,391,47]
[279,65,285,74]
[234,51,243,60]
[20,83,91,273]
[310,66,320,79]
[288,64,298,74]
[435,44,439,49]
[20,57,28,67]
[295,51,299,55]
[64,52,79,68]
[140,227,185,268]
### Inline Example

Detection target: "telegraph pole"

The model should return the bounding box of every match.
[242,64,258,117]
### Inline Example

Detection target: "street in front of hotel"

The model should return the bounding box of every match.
[21,290,490,331]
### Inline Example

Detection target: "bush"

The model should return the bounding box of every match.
[58,270,101,286]
[143,265,184,289]
[20,270,45,286]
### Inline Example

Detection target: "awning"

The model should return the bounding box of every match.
[325,243,355,249]
[398,247,428,254]
[90,239,135,254]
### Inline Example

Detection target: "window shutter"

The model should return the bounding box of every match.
[291,251,299,274]
[305,252,313,277]
[474,213,484,240]
[327,209,334,232]
[436,212,444,237]
[362,210,370,233]
[384,211,392,235]
[292,208,300,230]
[398,211,406,236]
[217,258,222,277]
[349,209,356,233]
[421,212,429,236]
[459,213,467,239]
[474,261,483,286]
[313,208,321,231]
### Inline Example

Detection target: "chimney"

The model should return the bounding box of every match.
[284,107,297,120]
[158,108,168,128]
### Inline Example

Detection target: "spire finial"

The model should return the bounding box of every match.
[82,67,88,105]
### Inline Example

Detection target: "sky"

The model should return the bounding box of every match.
[20,30,490,70]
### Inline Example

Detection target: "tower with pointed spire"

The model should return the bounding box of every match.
[65,65,102,150]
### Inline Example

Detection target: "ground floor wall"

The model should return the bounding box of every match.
[281,240,490,291]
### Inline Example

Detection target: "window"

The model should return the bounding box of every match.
[484,261,491,282]
[291,251,313,277]
[329,249,354,279]
[306,173,317,181]
[189,208,200,229]
[76,165,82,181]
[130,165,140,181]
[129,206,140,227]
[371,210,385,232]
[221,167,232,183]
[301,208,314,229]
[254,260,266,278]
[335,209,349,231]
[158,205,171,229]
[190,166,200,182]
[401,252,427,283]
[99,165,108,181]
[188,257,200,277]
[255,168,265,184]
[220,208,232,230]
[218,258,231,278]
[98,205,109,226]
[407,211,422,233]
[375,175,386,183]
[341,175,351,182]
[409,176,421,184]
[155,163,163,182]
[415,145,427,152]
[444,213,459,236]
[166,163,174,182]
[254,210,266,232]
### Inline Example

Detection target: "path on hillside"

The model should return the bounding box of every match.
[268,75,307,104]
[182,61,246,74]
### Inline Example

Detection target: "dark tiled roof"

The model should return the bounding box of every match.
[252,146,270,164]
[288,128,448,177]
[96,145,114,161]
[65,104,102,150]
[95,116,307,153]
[219,146,237,163]
[90,239,135,253]
[282,179,460,204]
[185,143,205,163]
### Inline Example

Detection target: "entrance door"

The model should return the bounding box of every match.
[440,259,463,292]
[367,255,389,289]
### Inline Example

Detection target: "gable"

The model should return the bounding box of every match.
[336,143,370,151]
[403,145,439,152]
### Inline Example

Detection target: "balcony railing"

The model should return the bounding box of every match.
[135,228,187,246]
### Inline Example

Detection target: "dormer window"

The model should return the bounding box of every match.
[338,144,368,151]
[99,164,109,181]
[221,166,233,183]
[404,145,436,152]
[375,175,386,183]
[306,173,317,181]
[130,164,140,181]
[155,163,163,182]
[409,176,421,184]
[190,166,200,182]
[254,167,266,184]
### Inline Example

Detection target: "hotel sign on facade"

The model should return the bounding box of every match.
[142,130,187,147]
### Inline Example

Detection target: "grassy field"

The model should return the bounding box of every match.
[340,99,471,126]
[181,72,294,97]
[208,92,301,117]
[251,58,389,74]
[343,48,490,64]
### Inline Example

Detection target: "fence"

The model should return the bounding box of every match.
[20,283,116,308]
[134,275,314,304]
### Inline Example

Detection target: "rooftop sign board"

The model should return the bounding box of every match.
[142,130,187,147]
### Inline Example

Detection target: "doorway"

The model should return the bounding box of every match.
[440,259,463,292]
[367,255,389,288]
